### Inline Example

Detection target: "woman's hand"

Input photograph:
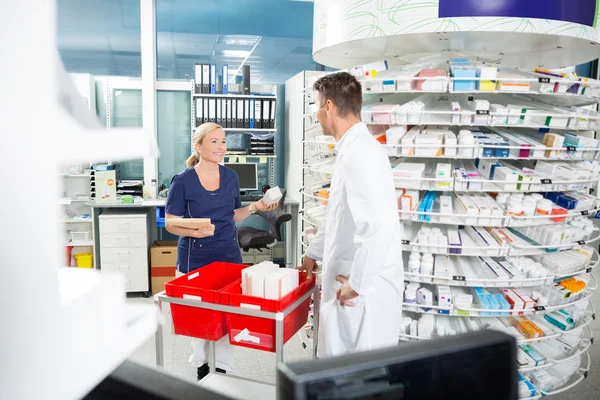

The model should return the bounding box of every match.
[253,199,278,212]
[193,224,215,238]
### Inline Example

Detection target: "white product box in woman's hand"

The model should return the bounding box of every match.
[263,186,283,205]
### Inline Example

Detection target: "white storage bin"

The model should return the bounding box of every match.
[69,231,92,242]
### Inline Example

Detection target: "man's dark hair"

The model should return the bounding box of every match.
[313,72,362,117]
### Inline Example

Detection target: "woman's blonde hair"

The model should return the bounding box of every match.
[186,122,224,167]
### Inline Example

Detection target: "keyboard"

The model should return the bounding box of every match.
[241,193,263,202]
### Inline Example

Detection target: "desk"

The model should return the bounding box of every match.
[86,197,299,269]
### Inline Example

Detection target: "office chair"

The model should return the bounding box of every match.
[237,189,291,264]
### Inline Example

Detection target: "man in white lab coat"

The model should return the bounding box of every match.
[300,72,404,358]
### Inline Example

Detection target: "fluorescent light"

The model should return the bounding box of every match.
[222,50,251,58]
[230,37,263,83]
[217,35,260,46]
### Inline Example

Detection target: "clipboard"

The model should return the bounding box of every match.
[167,218,212,229]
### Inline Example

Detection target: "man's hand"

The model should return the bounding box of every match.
[297,256,318,280]
[336,275,358,306]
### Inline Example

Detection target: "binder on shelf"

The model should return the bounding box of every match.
[244,99,250,128]
[216,97,222,126]
[203,97,209,125]
[202,64,210,94]
[194,64,203,94]
[237,99,244,128]
[249,99,256,128]
[226,99,233,128]
[222,64,228,94]
[208,98,216,123]
[269,99,276,129]
[221,99,228,128]
[210,64,216,94]
[231,99,237,128]
[262,99,270,130]
[254,98,261,129]
[195,98,203,127]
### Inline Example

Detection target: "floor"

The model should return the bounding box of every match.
[127,265,600,399]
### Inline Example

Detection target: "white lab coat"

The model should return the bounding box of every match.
[306,122,404,358]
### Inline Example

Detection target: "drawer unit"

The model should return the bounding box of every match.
[99,209,151,294]
[100,232,147,248]
[101,260,148,274]
[122,273,149,293]
[101,246,148,264]
[99,217,146,234]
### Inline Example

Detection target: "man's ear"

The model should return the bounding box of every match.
[326,99,334,115]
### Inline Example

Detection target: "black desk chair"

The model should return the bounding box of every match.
[237,189,291,264]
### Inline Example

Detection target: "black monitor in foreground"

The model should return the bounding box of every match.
[277,330,517,400]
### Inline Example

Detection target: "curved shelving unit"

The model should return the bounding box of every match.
[402,290,594,318]
[298,18,600,392]
[404,265,597,290]
[399,315,595,347]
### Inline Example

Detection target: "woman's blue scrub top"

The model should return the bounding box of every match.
[166,165,243,273]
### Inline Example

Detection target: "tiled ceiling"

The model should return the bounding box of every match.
[56,0,319,83]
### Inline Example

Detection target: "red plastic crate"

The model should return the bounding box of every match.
[165,262,248,341]
[219,272,315,352]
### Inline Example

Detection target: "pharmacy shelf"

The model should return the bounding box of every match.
[357,76,600,106]
[306,137,600,163]
[404,260,597,290]
[400,222,510,257]
[62,219,92,224]
[392,174,599,194]
[398,207,600,228]
[533,351,591,396]
[302,189,600,229]
[402,290,593,318]
[192,93,276,99]
[400,313,595,346]
[519,339,592,373]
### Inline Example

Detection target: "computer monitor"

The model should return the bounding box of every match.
[277,330,517,400]
[225,163,258,191]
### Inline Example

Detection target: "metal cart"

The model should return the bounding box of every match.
[154,284,320,399]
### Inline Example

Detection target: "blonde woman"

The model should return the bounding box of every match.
[166,122,277,380]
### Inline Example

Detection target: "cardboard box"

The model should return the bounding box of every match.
[150,241,178,295]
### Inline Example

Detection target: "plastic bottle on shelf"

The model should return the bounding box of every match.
[458,130,475,158]
[522,198,537,217]
[410,252,421,262]
[536,199,552,216]
[509,193,524,202]
[402,317,412,336]
[437,235,448,254]
[529,193,544,202]
[507,198,523,216]
[420,255,434,282]
[431,227,442,235]
[404,286,418,311]
[410,320,418,337]
[408,260,421,276]
[496,192,510,206]
[417,234,428,252]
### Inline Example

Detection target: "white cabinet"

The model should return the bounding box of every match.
[99,209,151,293]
